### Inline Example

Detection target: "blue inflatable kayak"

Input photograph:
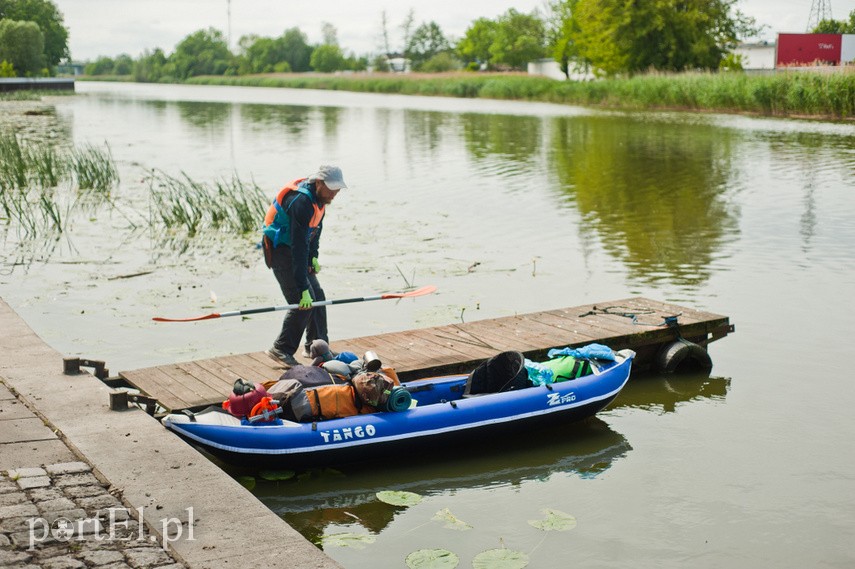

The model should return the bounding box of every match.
[162,349,635,469]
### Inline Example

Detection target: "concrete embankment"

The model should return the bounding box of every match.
[0,297,341,569]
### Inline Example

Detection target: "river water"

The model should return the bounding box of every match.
[1,82,854,568]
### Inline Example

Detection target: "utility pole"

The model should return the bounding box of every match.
[806,0,832,32]
[227,0,232,49]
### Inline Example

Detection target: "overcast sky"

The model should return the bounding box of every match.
[53,0,854,61]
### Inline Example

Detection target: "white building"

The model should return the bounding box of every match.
[527,58,594,80]
[733,42,776,70]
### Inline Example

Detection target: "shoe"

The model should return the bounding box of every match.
[265,347,299,367]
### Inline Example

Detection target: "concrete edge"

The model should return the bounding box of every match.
[0,297,342,569]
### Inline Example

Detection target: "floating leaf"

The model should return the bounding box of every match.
[235,476,256,490]
[318,532,376,549]
[472,548,529,569]
[432,508,472,531]
[406,548,460,569]
[376,490,423,507]
[527,509,577,531]
[258,469,296,481]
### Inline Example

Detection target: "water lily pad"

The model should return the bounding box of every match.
[472,548,529,569]
[405,548,460,569]
[432,508,472,531]
[235,476,256,490]
[258,469,296,481]
[376,490,423,507]
[527,509,577,531]
[318,532,376,549]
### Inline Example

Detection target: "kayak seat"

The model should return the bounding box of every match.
[464,351,531,396]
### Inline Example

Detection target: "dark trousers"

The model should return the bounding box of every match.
[270,248,328,356]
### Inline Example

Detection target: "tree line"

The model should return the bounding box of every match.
[2,0,854,81]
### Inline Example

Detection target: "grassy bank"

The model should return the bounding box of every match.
[182,70,855,120]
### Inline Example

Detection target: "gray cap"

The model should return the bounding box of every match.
[314,165,347,190]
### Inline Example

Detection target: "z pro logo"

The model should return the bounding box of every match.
[547,392,577,406]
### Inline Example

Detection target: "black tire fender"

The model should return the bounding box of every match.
[656,339,712,374]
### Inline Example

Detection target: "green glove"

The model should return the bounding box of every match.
[311,257,321,274]
[299,289,313,310]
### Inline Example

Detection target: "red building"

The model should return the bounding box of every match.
[776,33,852,66]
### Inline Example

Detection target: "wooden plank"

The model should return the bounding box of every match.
[406,328,497,361]
[155,365,221,405]
[119,297,732,411]
[123,366,202,411]
[174,361,233,394]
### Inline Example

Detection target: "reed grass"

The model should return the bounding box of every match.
[148,170,268,237]
[0,131,28,190]
[71,143,119,193]
[187,69,855,120]
[0,130,119,235]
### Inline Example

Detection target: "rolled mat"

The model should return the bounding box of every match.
[384,386,412,412]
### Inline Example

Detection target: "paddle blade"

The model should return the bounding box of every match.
[381,285,438,299]
[152,312,222,323]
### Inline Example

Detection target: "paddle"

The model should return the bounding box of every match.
[152,285,437,323]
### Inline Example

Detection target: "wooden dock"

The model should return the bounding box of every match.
[118,297,733,412]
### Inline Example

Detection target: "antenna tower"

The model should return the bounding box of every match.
[806,0,832,32]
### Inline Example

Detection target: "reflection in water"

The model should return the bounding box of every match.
[615,371,730,413]
[548,116,741,288]
[404,110,450,153]
[319,106,342,141]
[461,112,542,166]
[253,418,629,543]
[240,103,311,135]
[175,101,232,131]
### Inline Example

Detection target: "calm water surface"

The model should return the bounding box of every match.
[1,82,854,568]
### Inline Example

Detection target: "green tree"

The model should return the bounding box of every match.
[0,18,43,75]
[321,22,338,46]
[457,17,498,69]
[133,48,168,82]
[812,9,855,33]
[570,0,759,76]
[544,0,586,78]
[279,27,312,72]
[0,0,68,68]
[112,53,132,75]
[406,21,450,70]
[310,43,345,72]
[84,55,114,75]
[170,27,234,79]
[241,35,280,73]
[490,9,546,70]
[239,28,311,74]
[420,52,459,72]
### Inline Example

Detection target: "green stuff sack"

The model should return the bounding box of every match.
[539,356,592,382]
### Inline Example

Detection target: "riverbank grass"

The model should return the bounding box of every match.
[185,70,855,120]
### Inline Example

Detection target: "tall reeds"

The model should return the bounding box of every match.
[0,130,117,236]
[72,143,119,193]
[148,170,268,237]
[186,70,855,120]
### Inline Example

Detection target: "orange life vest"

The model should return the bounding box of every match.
[262,178,324,248]
[307,384,377,420]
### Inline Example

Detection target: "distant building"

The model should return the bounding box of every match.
[776,33,855,67]
[732,42,776,70]
[385,53,411,73]
[527,58,594,81]
[55,61,85,76]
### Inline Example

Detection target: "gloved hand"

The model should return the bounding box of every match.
[310,257,321,274]
[299,289,313,310]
